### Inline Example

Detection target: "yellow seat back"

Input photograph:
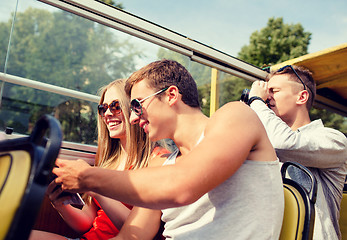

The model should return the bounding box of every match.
[280,162,317,240]
[0,114,62,240]
[339,189,347,238]
[0,151,31,240]
[279,183,306,240]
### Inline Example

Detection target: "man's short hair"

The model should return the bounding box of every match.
[267,65,316,110]
[125,59,200,108]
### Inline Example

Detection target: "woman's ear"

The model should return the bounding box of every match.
[296,90,309,106]
[166,86,180,106]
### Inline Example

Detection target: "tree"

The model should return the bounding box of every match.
[238,17,346,134]
[238,17,311,67]
[0,7,144,142]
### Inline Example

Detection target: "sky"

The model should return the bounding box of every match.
[1,0,347,57]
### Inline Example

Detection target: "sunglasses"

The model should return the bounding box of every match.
[98,100,122,117]
[277,65,307,90]
[130,87,168,116]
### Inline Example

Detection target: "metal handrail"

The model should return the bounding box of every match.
[0,72,100,103]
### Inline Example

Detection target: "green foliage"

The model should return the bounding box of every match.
[238,17,346,133]
[218,75,251,105]
[0,8,143,143]
[98,0,124,9]
[53,100,97,144]
[0,21,10,71]
[197,83,210,116]
[5,8,142,94]
[310,108,347,135]
[238,17,311,67]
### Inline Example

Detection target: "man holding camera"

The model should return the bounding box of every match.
[248,65,347,240]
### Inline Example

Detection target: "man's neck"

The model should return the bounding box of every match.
[172,108,208,155]
[287,110,311,131]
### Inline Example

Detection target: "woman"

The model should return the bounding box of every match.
[30,79,168,240]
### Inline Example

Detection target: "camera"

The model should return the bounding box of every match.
[240,88,270,107]
[240,89,250,103]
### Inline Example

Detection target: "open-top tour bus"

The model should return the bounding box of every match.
[0,1,346,239]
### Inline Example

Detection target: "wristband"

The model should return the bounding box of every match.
[247,96,265,106]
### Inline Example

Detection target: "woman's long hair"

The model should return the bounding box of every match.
[84,79,153,204]
[95,79,152,170]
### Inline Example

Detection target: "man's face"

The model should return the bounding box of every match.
[267,74,302,123]
[129,80,170,141]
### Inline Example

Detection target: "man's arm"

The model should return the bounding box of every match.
[54,102,271,209]
[250,100,347,168]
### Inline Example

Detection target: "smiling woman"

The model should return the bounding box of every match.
[29,79,168,240]
[1,0,346,239]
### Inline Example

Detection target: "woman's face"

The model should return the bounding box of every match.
[102,87,127,140]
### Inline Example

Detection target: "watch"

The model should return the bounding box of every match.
[247,96,265,106]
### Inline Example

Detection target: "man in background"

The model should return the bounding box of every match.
[249,65,347,240]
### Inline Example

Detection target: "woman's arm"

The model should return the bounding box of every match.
[91,193,131,230]
[113,207,162,240]
[111,150,168,239]
[47,180,97,233]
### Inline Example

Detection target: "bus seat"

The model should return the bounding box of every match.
[279,161,317,240]
[339,183,347,239]
[0,115,62,240]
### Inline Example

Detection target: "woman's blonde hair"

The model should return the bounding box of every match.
[95,79,152,170]
[84,79,154,204]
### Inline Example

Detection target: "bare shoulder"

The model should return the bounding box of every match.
[207,101,262,132]
[203,101,276,163]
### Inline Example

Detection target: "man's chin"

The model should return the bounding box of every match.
[149,133,164,142]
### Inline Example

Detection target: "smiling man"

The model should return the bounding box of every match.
[54,59,284,239]
[249,65,347,240]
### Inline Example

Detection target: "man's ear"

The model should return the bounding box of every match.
[296,90,309,106]
[166,86,180,106]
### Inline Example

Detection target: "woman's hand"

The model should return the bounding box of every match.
[46,179,73,208]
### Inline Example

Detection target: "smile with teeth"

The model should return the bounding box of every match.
[108,121,121,128]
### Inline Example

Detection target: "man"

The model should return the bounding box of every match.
[54,59,284,239]
[248,65,347,240]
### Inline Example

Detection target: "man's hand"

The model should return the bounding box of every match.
[249,80,269,100]
[53,158,92,192]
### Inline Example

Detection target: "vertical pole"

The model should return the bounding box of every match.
[209,68,219,116]
[0,0,19,107]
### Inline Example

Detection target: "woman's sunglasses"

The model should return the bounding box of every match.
[98,100,122,117]
[130,87,168,116]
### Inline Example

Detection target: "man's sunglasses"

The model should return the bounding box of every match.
[98,100,122,117]
[277,65,307,90]
[130,87,168,116]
